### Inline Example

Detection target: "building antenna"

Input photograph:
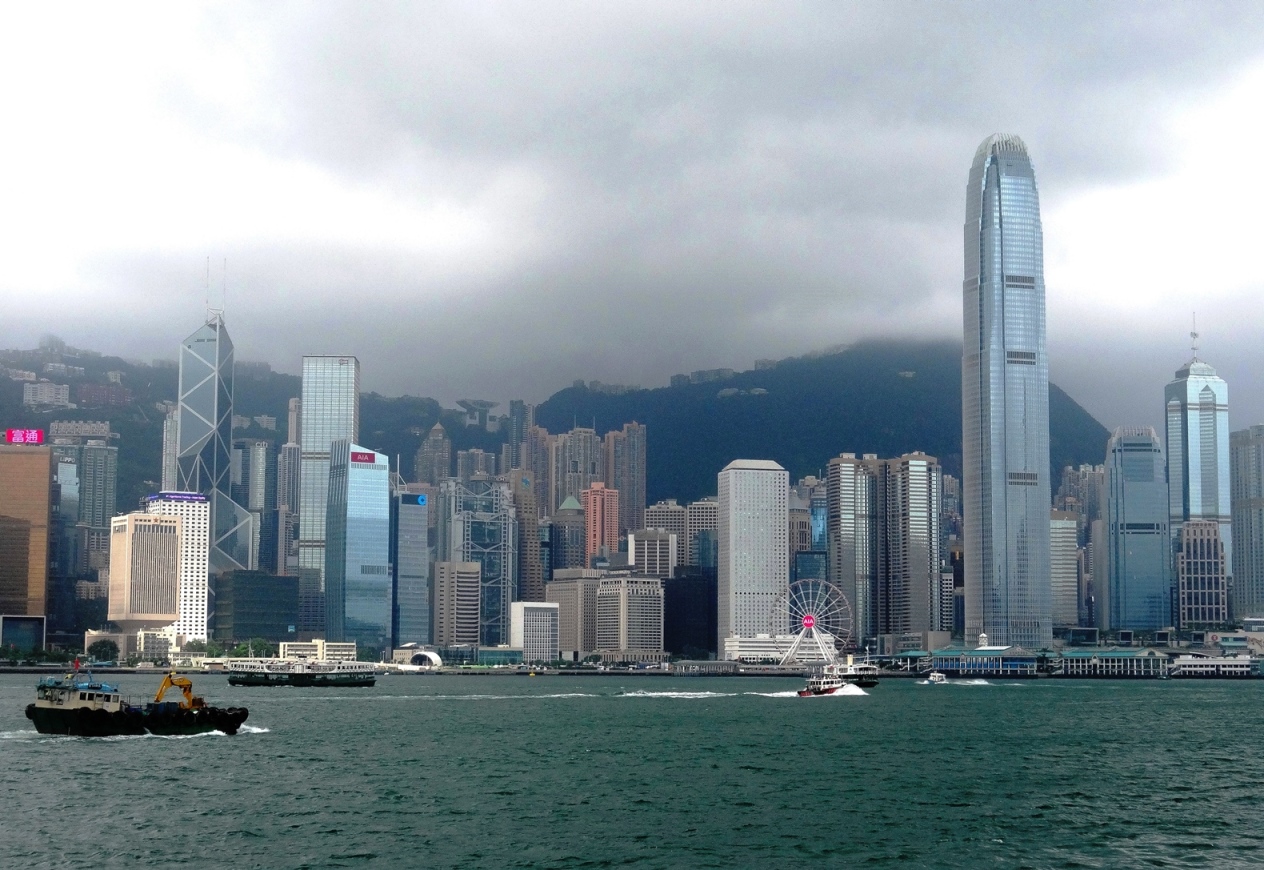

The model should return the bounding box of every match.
[1190,312,1199,360]
[204,256,211,315]
[222,257,228,314]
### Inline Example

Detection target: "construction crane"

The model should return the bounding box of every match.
[154,672,207,710]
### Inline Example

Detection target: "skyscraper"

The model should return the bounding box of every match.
[298,355,360,633]
[160,406,179,492]
[107,512,180,635]
[506,400,532,471]
[827,453,879,642]
[718,459,788,654]
[1104,427,1170,630]
[604,422,646,535]
[1165,352,1231,597]
[412,423,451,486]
[1230,425,1264,618]
[510,471,543,602]
[436,478,517,646]
[392,490,430,645]
[550,427,603,515]
[144,492,211,641]
[962,133,1052,649]
[0,444,53,616]
[686,497,718,568]
[232,438,277,574]
[433,561,481,646]
[324,441,391,651]
[580,482,619,566]
[177,313,255,574]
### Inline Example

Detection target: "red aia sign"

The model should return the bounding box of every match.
[350,451,377,464]
[5,428,45,444]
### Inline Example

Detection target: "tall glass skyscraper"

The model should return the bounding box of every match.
[177,313,255,573]
[298,355,360,633]
[325,441,390,651]
[1104,427,1170,630]
[1165,354,1230,594]
[1230,425,1264,618]
[392,491,430,645]
[962,134,1052,649]
[436,478,518,646]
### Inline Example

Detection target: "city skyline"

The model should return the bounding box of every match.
[3,6,1264,433]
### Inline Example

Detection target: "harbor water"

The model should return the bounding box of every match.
[2,673,1263,868]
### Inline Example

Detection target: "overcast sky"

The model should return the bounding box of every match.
[2,2,1264,431]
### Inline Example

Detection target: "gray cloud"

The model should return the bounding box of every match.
[5,1,1264,433]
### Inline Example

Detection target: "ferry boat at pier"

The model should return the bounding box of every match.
[227,659,377,687]
[25,669,248,737]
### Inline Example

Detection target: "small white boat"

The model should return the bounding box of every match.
[927,671,947,684]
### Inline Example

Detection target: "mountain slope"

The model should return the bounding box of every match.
[536,340,1109,504]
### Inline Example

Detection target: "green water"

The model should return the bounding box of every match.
[2,674,1262,868]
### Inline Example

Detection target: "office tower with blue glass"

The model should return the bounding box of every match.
[325,441,391,651]
[177,313,255,573]
[298,355,360,634]
[1165,350,1231,616]
[962,134,1052,649]
[392,491,430,645]
[1103,427,1170,630]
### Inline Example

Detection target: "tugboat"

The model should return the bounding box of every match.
[25,667,249,737]
[227,658,377,687]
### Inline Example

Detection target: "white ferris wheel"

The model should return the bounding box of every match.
[767,579,854,665]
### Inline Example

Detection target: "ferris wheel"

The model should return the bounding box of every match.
[767,579,854,665]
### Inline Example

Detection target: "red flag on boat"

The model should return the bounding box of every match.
[73,656,80,671]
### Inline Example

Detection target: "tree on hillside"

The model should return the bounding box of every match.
[87,639,118,661]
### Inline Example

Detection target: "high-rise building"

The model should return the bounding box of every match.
[506,400,532,471]
[828,452,946,643]
[510,600,559,663]
[325,441,391,651]
[0,444,53,616]
[276,442,301,574]
[298,355,360,633]
[161,407,179,492]
[176,313,255,573]
[212,570,299,644]
[1230,425,1264,618]
[627,529,678,578]
[1165,353,1231,598]
[413,423,451,486]
[232,438,277,574]
[107,512,180,634]
[545,571,600,660]
[78,440,117,529]
[686,497,718,567]
[961,133,1052,649]
[433,561,481,646]
[436,478,517,646]
[510,471,543,601]
[662,570,718,658]
[547,496,587,571]
[1050,510,1080,628]
[392,491,430,646]
[604,422,646,535]
[522,425,555,517]
[550,427,603,515]
[143,492,211,641]
[456,448,495,481]
[286,398,301,445]
[1176,520,1227,628]
[1104,427,1171,630]
[827,453,879,641]
[596,576,664,658]
[580,482,619,566]
[718,459,788,654]
[645,499,688,538]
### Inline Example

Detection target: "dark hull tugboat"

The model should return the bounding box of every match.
[25,668,249,737]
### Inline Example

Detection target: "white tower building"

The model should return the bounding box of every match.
[143,492,211,642]
[718,459,789,655]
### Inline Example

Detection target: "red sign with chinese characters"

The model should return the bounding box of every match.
[5,429,45,444]
[350,451,377,464]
